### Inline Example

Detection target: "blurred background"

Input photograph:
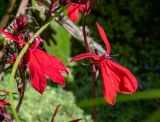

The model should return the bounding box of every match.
[0,0,160,122]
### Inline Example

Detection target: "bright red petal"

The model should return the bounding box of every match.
[107,59,138,93]
[79,2,91,15]
[0,29,26,44]
[33,49,66,86]
[0,100,10,106]
[70,53,100,62]
[100,62,117,105]
[51,56,68,75]
[96,23,111,55]
[28,52,46,94]
[67,4,80,22]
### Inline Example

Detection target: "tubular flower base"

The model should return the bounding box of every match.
[71,23,138,105]
[0,30,68,94]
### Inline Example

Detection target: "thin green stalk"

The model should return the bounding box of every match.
[9,20,51,122]
[78,89,160,108]
[9,3,70,121]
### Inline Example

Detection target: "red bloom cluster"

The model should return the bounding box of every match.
[71,23,138,105]
[0,17,68,94]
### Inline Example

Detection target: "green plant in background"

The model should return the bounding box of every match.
[44,22,71,65]
[19,87,92,122]
[1,73,92,122]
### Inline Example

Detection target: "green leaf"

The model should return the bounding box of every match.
[78,89,160,108]
[44,22,71,64]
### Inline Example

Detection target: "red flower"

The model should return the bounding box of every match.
[0,30,68,94]
[71,23,138,105]
[67,0,90,22]
[0,30,26,44]
[11,16,27,31]
[27,40,68,93]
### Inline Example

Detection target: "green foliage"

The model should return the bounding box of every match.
[19,86,92,122]
[144,109,160,122]
[44,22,71,64]
[0,35,5,46]
[78,89,160,108]
[1,73,92,122]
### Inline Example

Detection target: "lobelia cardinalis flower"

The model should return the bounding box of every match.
[66,0,91,22]
[0,30,68,94]
[71,23,138,105]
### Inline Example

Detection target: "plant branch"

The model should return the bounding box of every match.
[82,15,97,122]
[9,20,51,122]
[9,4,70,122]
[57,16,106,55]
[50,105,61,122]
[16,0,29,17]
[16,66,27,112]
[33,0,106,55]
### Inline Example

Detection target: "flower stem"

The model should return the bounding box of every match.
[82,16,90,52]
[9,4,70,121]
[9,20,50,122]
[16,66,27,112]
[91,65,97,122]
[82,16,97,122]
[50,105,61,122]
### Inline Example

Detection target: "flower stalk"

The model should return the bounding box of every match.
[82,15,97,122]
[8,4,70,121]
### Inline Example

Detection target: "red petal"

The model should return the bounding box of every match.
[51,56,69,75]
[33,49,66,86]
[0,100,10,106]
[67,4,80,22]
[100,62,117,105]
[29,36,42,50]
[70,53,100,62]
[29,52,46,94]
[0,29,26,44]
[107,59,138,93]
[96,23,111,55]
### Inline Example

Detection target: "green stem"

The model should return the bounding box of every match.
[9,20,50,122]
[9,3,70,121]
[78,89,160,108]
